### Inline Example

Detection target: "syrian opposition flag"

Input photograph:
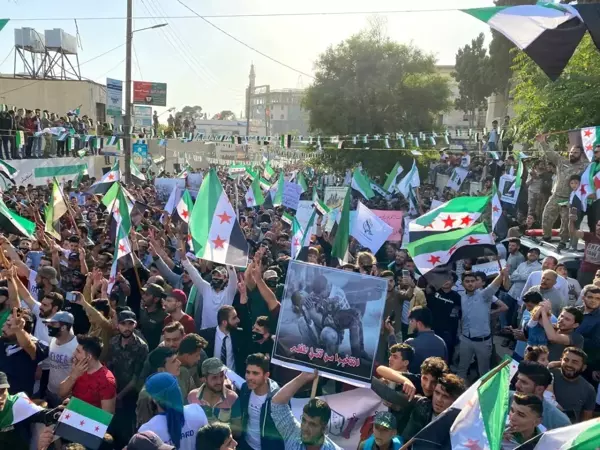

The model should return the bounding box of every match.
[190,169,249,267]
[103,183,132,234]
[515,418,600,450]
[245,176,265,207]
[581,126,600,162]
[462,3,583,81]
[383,162,403,193]
[450,357,510,450]
[55,397,113,450]
[351,168,375,200]
[296,171,308,193]
[229,163,246,177]
[108,225,132,294]
[271,172,284,207]
[331,188,351,262]
[291,217,304,259]
[406,223,496,274]
[177,189,194,223]
[131,161,146,181]
[263,161,275,180]
[0,159,18,184]
[162,183,182,223]
[492,182,502,231]
[571,164,591,213]
[397,159,420,197]
[45,178,69,239]
[90,161,120,194]
[0,199,35,238]
[409,195,490,241]
[0,392,43,430]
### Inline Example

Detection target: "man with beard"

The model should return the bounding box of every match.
[139,283,168,351]
[199,305,246,377]
[164,289,195,334]
[574,285,600,374]
[42,311,77,407]
[550,347,595,423]
[181,247,238,330]
[271,371,342,450]
[188,358,241,428]
[539,304,584,362]
[237,277,276,361]
[107,310,149,447]
[538,136,588,248]
[0,308,48,396]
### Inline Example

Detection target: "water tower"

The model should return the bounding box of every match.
[13,27,46,78]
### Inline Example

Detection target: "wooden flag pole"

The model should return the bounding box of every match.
[310,371,319,399]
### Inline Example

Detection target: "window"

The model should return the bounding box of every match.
[280,114,284,120]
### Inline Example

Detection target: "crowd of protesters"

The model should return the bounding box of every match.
[0,131,598,450]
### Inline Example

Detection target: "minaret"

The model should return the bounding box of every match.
[246,63,256,135]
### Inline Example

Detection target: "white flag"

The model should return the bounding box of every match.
[350,202,393,253]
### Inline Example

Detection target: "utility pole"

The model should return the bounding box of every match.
[124,0,133,184]
[245,64,255,137]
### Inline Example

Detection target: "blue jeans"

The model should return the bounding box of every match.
[499,292,517,329]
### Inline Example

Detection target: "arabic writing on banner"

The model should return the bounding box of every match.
[282,182,303,210]
[370,210,404,242]
[471,260,507,277]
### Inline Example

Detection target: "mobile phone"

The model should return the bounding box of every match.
[388,311,396,324]
[65,292,76,302]
[402,269,410,278]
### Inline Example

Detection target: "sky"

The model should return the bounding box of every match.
[0,0,494,120]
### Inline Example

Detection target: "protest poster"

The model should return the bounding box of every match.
[282,181,303,210]
[272,261,387,387]
[351,202,393,253]
[296,201,317,234]
[447,167,468,192]
[472,259,507,277]
[371,210,404,242]
[132,142,148,166]
[154,178,185,202]
[499,174,519,205]
[324,186,348,209]
[187,173,204,192]
[291,388,384,449]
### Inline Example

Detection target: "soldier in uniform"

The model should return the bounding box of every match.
[538,136,588,249]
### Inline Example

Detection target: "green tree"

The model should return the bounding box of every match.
[302,23,450,135]
[488,0,536,113]
[453,33,495,128]
[511,35,600,146]
[180,105,203,119]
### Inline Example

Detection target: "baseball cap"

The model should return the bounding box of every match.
[169,289,187,307]
[118,310,137,324]
[42,311,74,325]
[68,252,80,261]
[201,357,227,376]
[263,270,278,281]
[0,372,9,389]
[38,267,59,285]
[373,411,397,430]
[127,431,174,450]
[142,283,166,298]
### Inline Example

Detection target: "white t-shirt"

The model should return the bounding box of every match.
[48,335,78,395]
[28,270,39,301]
[139,404,208,450]
[246,392,268,450]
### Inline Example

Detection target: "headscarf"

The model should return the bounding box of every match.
[145,372,185,448]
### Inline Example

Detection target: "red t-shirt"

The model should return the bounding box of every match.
[72,365,116,408]
[164,314,196,334]
[582,232,600,273]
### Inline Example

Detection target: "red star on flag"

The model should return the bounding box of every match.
[293,238,300,247]
[448,245,457,255]
[247,196,253,204]
[181,209,189,219]
[580,184,587,195]
[217,211,232,224]
[584,129,593,137]
[108,276,115,284]
[467,236,480,244]
[586,144,593,151]
[65,414,71,420]
[95,426,100,432]
[492,205,500,213]
[460,215,473,225]
[427,255,441,265]
[80,420,85,426]
[187,234,193,242]
[212,235,226,249]
[119,244,126,252]
[107,173,115,181]
[442,216,455,228]
[464,439,483,450]
[114,207,120,215]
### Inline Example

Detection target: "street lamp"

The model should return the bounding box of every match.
[124,0,168,183]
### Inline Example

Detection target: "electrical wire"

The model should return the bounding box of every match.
[175,0,315,79]
[0,43,125,96]
[0,48,14,69]
[132,44,143,79]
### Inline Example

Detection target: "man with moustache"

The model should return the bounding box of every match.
[107,310,149,447]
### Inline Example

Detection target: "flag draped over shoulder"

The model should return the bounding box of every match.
[190,169,248,267]
[406,223,496,274]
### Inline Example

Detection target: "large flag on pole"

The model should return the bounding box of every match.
[45,178,69,239]
[245,176,265,207]
[131,161,146,180]
[190,169,249,267]
[383,162,403,193]
[271,172,284,207]
[263,161,275,180]
[351,168,375,200]
[55,397,113,450]
[397,160,420,197]
[406,223,496,274]
[581,126,600,162]
[291,217,304,259]
[89,161,120,194]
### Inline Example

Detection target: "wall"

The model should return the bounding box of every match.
[0,78,107,122]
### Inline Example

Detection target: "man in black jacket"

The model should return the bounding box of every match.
[232,353,283,450]
[0,111,13,160]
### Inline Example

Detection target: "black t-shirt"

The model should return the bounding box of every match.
[0,340,49,396]
[63,302,91,336]
[426,289,461,334]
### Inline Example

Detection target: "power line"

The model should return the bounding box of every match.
[7,8,462,21]
[132,44,143,79]
[0,42,125,96]
[175,0,315,79]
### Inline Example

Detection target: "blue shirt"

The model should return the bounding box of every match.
[404,330,448,373]
[460,283,500,338]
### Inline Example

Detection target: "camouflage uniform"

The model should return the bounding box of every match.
[540,142,588,242]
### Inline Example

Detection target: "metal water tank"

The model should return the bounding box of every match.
[14,28,45,53]
[44,29,78,54]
